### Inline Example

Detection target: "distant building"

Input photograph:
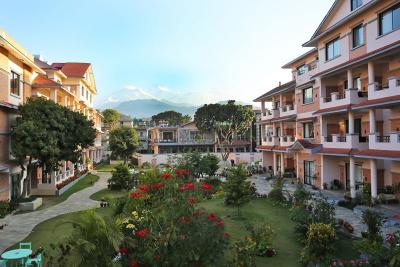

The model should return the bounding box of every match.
[119,114,133,128]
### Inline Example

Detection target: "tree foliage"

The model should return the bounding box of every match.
[109,126,140,163]
[194,101,255,160]
[11,97,96,197]
[152,110,191,126]
[102,109,120,130]
[108,164,134,190]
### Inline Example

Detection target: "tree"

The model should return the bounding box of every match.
[152,110,190,126]
[102,109,120,130]
[200,153,220,177]
[223,165,253,215]
[108,164,134,190]
[194,101,255,161]
[109,126,140,163]
[11,97,95,197]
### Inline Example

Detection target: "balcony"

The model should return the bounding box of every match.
[153,138,178,144]
[368,77,400,101]
[280,135,295,146]
[322,134,369,150]
[369,133,400,151]
[262,136,279,146]
[279,105,296,117]
[320,88,367,110]
[261,109,280,121]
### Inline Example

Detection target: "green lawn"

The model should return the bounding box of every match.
[200,198,359,267]
[33,174,99,211]
[95,161,124,172]
[90,188,128,201]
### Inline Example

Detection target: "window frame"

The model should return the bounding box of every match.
[303,122,314,139]
[296,64,307,76]
[325,37,341,61]
[351,0,362,11]
[10,71,21,97]
[379,4,400,36]
[302,87,313,105]
[352,24,364,48]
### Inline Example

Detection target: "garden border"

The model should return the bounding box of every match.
[56,173,88,196]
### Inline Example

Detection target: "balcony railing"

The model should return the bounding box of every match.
[368,77,400,100]
[320,88,367,110]
[154,139,177,143]
[376,135,390,143]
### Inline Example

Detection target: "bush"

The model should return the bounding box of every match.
[361,209,383,240]
[231,239,257,267]
[310,196,336,226]
[245,223,276,257]
[141,162,152,169]
[292,184,311,207]
[268,177,286,204]
[108,164,134,190]
[0,200,10,218]
[300,223,337,265]
[289,206,311,239]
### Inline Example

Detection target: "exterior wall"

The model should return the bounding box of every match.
[295,87,320,114]
[262,151,274,169]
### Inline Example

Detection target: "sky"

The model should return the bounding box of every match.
[3,0,334,107]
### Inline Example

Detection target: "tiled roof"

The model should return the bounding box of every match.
[256,145,274,151]
[352,95,400,109]
[51,62,90,77]
[34,58,55,69]
[354,149,400,159]
[297,139,321,149]
[32,75,62,87]
[313,104,350,115]
[269,115,297,123]
[272,146,289,151]
[254,80,296,102]
[318,148,356,155]
[296,117,318,123]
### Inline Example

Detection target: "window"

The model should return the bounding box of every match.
[352,25,364,48]
[379,4,400,35]
[351,0,362,11]
[302,87,313,104]
[304,161,315,185]
[81,86,84,96]
[326,38,341,60]
[353,77,361,90]
[190,131,200,140]
[297,64,307,76]
[10,71,21,96]
[86,90,89,100]
[303,122,314,138]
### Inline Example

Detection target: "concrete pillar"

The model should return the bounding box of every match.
[50,89,57,103]
[369,109,376,134]
[273,152,277,175]
[295,121,298,139]
[261,101,266,112]
[280,122,284,136]
[348,112,355,134]
[279,94,283,108]
[347,69,353,89]
[280,153,285,174]
[350,157,356,198]
[296,152,299,181]
[368,62,375,84]
[370,159,378,200]
[272,123,277,136]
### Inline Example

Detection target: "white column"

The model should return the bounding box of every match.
[347,69,353,89]
[279,94,283,108]
[280,153,285,174]
[296,152,299,181]
[295,121,298,139]
[369,109,376,134]
[272,123,277,136]
[350,157,356,198]
[280,122,284,137]
[348,112,355,134]
[261,101,266,112]
[370,159,378,200]
[50,89,57,103]
[273,152,277,175]
[368,62,375,84]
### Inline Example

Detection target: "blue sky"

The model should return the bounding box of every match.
[3,0,334,107]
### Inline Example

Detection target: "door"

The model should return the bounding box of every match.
[345,163,363,191]
[304,161,315,185]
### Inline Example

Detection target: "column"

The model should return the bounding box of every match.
[347,69,353,89]
[370,159,378,200]
[350,157,356,198]
[50,89,57,103]
[369,109,376,134]
[279,94,283,109]
[261,101,266,113]
[296,152,299,181]
[368,62,375,84]
[272,123,277,137]
[348,112,355,134]
[273,152,277,175]
[280,152,285,174]
[295,121,298,139]
[280,122,284,137]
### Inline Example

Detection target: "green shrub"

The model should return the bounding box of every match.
[231,239,257,267]
[300,223,337,266]
[108,164,134,190]
[289,206,311,239]
[310,196,336,226]
[268,177,286,204]
[0,200,10,218]
[292,184,311,207]
[141,162,152,169]
[245,223,276,257]
[361,209,383,240]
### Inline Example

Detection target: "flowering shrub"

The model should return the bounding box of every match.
[56,169,88,190]
[118,168,229,267]
[245,223,276,257]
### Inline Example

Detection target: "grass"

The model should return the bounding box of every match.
[95,161,124,172]
[200,198,359,266]
[30,174,99,211]
[90,188,128,201]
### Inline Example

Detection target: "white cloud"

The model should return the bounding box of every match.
[124,85,160,100]
[158,85,169,92]
[107,96,120,102]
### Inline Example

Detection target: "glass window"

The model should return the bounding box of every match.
[351,0,362,11]
[304,161,315,185]
[10,71,21,96]
[352,25,364,48]
[297,64,307,76]
[81,86,84,96]
[379,4,400,35]
[326,38,341,60]
[353,77,361,90]
[302,87,313,104]
[303,122,314,138]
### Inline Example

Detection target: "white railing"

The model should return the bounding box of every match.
[320,88,367,110]
[279,105,296,117]
[280,136,295,146]
[368,77,400,100]
[262,136,279,146]
[369,133,400,151]
[322,134,369,150]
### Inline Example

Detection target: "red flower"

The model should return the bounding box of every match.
[130,260,140,267]
[201,183,213,191]
[119,247,128,255]
[187,196,196,204]
[178,186,185,192]
[176,169,189,177]
[184,182,195,191]
[151,182,165,190]
[224,232,231,238]
[154,255,161,261]
[215,220,224,226]
[138,184,150,192]
[208,213,217,220]
[130,192,145,198]
[192,211,203,217]
[179,216,192,225]
[135,228,149,238]
[161,172,173,179]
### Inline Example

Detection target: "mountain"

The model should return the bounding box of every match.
[109,99,198,118]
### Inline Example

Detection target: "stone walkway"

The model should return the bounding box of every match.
[250,175,400,238]
[0,171,110,253]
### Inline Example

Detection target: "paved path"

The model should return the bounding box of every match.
[0,171,110,253]
[250,175,400,238]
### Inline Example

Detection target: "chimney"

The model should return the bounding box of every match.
[279,81,281,86]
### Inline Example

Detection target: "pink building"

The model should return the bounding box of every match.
[255,0,400,201]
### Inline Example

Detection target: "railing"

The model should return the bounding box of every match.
[337,136,346,142]
[282,136,294,142]
[376,83,389,91]
[359,136,369,143]
[358,91,368,97]
[324,136,333,142]
[154,139,177,143]
[324,96,332,103]
[376,135,390,143]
